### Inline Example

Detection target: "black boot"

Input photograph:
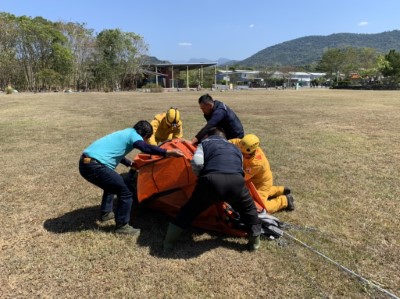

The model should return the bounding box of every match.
[283,187,291,195]
[285,194,295,211]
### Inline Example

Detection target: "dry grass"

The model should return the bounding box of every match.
[0,89,399,298]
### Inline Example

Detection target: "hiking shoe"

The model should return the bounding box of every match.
[283,187,291,195]
[286,194,295,211]
[247,235,261,251]
[100,211,115,222]
[115,224,140,235]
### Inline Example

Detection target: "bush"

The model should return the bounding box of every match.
[142,83,163,93]
[5,86,15,94]
[337,81,351,87]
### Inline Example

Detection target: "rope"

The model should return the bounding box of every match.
[283,231,400,299]
[280,222,317,232]
[282,237,330,298]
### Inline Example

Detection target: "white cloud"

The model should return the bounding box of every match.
[358,21,368,26]
[249,24,255,28]
[178,42,192,47]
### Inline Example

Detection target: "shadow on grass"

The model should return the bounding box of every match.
[44,205,247,258]
[139,231,247,260]
[135,208,247,259]
[43,205,114,233]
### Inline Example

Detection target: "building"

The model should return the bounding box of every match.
[143,62,217,89]
[216,69,264,88]
[288,72,326,87]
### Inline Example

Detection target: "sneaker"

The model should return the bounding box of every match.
[286,194,295,211]
[115,224,140,235]
[100,211,115,222]
[283,187,291,195]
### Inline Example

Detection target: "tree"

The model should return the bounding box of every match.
[1,13,148,91]
[50,43,74,88]
[259,68,277,88]
[357,48,380,80]
[380,49,400,85]
[316,47,382,85]
[119,32,148,90]
[0,13,21,89]
[14,16,72,91]
[93,29,148,91]
[37,68,62,90]
[56,21,96,91]
[316,48,347,83]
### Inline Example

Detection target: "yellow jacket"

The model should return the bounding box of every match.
[230,138,273,199]
[148,113,183,145]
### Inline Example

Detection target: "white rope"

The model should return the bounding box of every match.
[283,231,400,299]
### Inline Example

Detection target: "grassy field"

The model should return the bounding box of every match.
[0,89,399,298]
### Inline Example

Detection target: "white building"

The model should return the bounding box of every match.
[289,72,326,87]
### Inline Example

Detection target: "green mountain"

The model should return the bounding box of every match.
[239,30,400,67]
[143,55,170,64]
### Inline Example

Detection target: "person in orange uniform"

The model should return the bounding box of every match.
[148,108,183,145]
[230,134,295,214]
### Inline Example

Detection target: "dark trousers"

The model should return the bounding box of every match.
[79,157,132,226]
[173,173,262,237]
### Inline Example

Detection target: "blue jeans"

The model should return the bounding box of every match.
[79,156,132,226]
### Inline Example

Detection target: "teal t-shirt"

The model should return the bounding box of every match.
[83,128,143,169]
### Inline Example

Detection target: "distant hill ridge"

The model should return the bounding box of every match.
[239,30,400,67]
[149,30,400,68]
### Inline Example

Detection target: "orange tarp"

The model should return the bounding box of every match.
[133,139,267,237]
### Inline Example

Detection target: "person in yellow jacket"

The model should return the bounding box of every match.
[230,134,295,214]
[148,107,183,145]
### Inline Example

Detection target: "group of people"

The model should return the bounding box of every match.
[79,93,295,252]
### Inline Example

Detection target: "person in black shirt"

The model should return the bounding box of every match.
[191,94,244,145]
[164,127,262,252]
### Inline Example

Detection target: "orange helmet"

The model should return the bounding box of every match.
[240,134,260,154]
[166,107,180,126]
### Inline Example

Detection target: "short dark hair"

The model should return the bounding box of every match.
[133,120,153,138]
[198,94,214,105]
[207,127,226,137]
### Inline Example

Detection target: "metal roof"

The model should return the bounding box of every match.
[145,62,217,71]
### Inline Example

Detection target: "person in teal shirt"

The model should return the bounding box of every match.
[79,120,183,235]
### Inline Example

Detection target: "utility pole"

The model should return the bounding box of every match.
[225,65,228,90]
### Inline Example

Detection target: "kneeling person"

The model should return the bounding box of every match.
[230,134,295,214]
[163,127,262,252]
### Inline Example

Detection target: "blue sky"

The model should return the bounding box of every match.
[2,0,400,62]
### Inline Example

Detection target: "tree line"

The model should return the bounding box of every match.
[173,46,400,90]
[315,47,400,87]
[0,12,148,92]
[224,47,400,89]
[2,12,400,92]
